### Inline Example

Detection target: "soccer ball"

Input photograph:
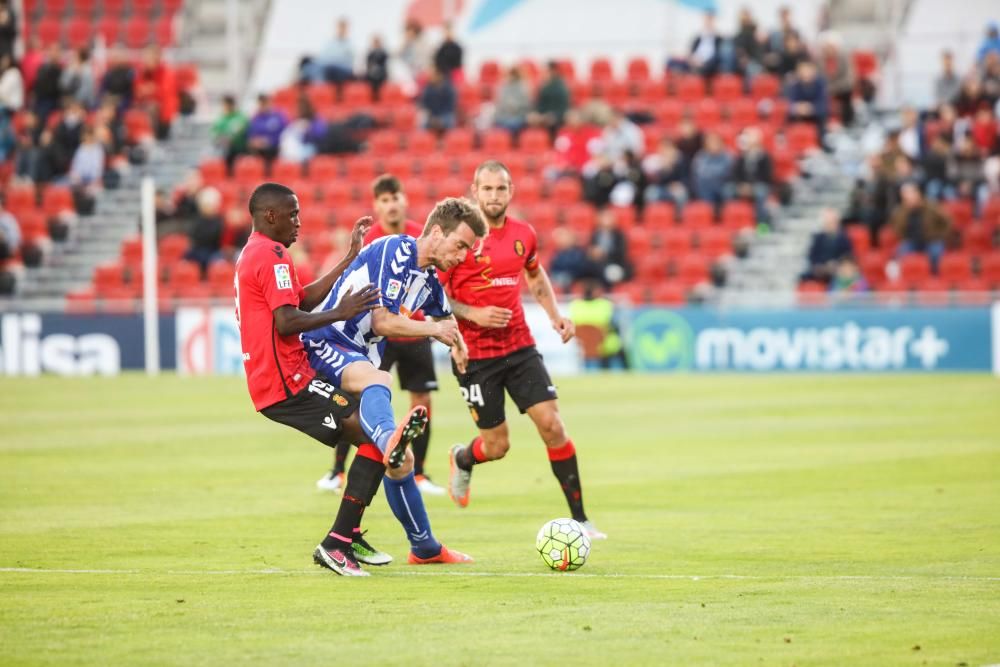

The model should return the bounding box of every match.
[536,518,591,571]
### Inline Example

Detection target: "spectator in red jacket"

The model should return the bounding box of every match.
[552,108,599,175]
[134,46,177,140]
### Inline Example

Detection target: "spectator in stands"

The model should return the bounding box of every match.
[976,22,1000,65]
[364,35,389,99]
[774,32,811,80]
[785,60,828,141]
[12,114,40,183]
[691,131,732,208]
[732,7,764,78]
[211,94,248,170]
[32,45,63,125]
[527,61,570,132]
[922,134,957,201]
[642,136,689,208]
[889,182,951,273]
[953,76,988,118]
[0,0,16,61]
[20,35,43,92]
[552,108,600,175]
[134,46,178,140]
[397,20,432,90]
[184,186,224,276]
[970,107,999,154]
[43,99,86,180]
[801,207,853,285]
[101,47,135,111]
[434,22,463,81]
[934,50,962,109]
[598,109,643,163]
[582,154,617,208]
[819,32,855,127]
[932,103,961,146]
[688,11,722,79]
[0,109,12,161]
[954,133,987,204]
[0,192,20,262]
[67,124,104,189]
[493,66,531,134]
[418,66,456,131]
[898,106,922,159]
[246,93,288,163]
[727,127,774,225]
[589,207,632,285]
[675,117,703,164]
[979,53,1000,107]
[829,257,868,295]
[0,53,23,115]
[60,49,97,110]
[569,280,628,370]
[549,226,594,291]
[279,98,327,163]
[316,17,355,84]
[762,5,801,75]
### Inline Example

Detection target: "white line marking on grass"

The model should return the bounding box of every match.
[2,567,999,582]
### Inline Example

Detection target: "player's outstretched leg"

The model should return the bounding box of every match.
[383,471,473,565]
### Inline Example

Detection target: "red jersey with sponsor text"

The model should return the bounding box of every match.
[440,215,539,360]
[235,231,316,410]
[365,220,426,343]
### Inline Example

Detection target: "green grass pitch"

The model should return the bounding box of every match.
[2,372,999,665]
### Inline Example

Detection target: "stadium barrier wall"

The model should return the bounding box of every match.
[2,305,998,376]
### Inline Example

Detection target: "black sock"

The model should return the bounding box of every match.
[550,454,587,522]
[321,454,385,550]
[455,436,483,472]
[332,441,350,475]
[412,418,430,476]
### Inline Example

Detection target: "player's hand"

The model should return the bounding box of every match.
[433,318,461,348]
[451,336,469,374]
[473,305,513,329]
[553,316,575,343]
[349,216,374,256]
[331,284,380,321]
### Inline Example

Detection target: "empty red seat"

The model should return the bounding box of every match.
[270,160,302,183]
[981,252,1000,286]
[42,186,73,216]
[166,261,201,288]
[419,153,450,181]
[852,50,878,80]
[515,176,542,203]
[309,155,339,182]
[66,17,92,48]
[443,128,474,154]
[382,153,412,179]
[635,254,668,281]
[121,236,143,266]
[519,127,550,153]
[565,202,596,233]
[681,201,714,228]
[159,234,190,264]
[626,57,650,83]
[197,158,226,183]
[478,60,501,86]
[368,130,400,158]
[154,16,175,46]
[676,254,710,285]
[6,185,36,213]
[980,198,1000,226]
[963,223,995,254]
[407,130,437,156]
[35,18,61,45]
[207,261,235,290]
[233,156,265,186]
[938,252,972,284]
[589,57,613,83]
[342,82,372,107]
[344,155,377,184]
[650,281,686,305]
[786,123,819,155]
[751,74,781,100]
[660,227,694,255]
[529,204,558,230]
[643,202,676,229]
[123,17,151,48]
[697,227,732,258]
[636,79,667,103]
[899,253,931,284]
[391,105,417,131]
[712,74,743,102]
[551,178,583,206]
[320,181,353,207]
[693,99,721,129]
[727,98,757,126]
[675,75,705,103]
[655,100,683,127]
[721,201,754,230]
[481,128,512,153]
[96,17,119,44]
[941,199,973,229]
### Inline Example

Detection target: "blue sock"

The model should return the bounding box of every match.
[359,384,395,453]
[383,472,441,558]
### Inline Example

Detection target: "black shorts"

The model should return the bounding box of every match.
[452,345,557,429]
[379,338,438,393]
[260,376,358,448]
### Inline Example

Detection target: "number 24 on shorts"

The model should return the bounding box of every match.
[460,384,485,406]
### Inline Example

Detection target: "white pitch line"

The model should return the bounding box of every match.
[1,568,999,582]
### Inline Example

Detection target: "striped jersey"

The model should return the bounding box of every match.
[301,235,451,366]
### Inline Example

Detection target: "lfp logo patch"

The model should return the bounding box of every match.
[385,279,402,300]
[274,264,292,290]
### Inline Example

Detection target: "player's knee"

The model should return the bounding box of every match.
[484,438,511,460]
[372,370,393,388]
[538,415,567,446]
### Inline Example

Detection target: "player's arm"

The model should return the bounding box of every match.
[300,216,373,311]
[370,308,462,348]
[273,285,380,336]
[524,264,575,343]
[448,299,513,328]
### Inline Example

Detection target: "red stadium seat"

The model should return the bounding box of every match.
[899,254,931,284]
[418,153,450,181]
[342,82,372,108]
[96,17,120,45]
[159,234,190,264]
[660,227,694,256]
[309,155,339,182]
[528,204,558,231]
[655,100,683,127]
[750,74,781,100]
[518,127,550,153]
[345,155,377,184]
[981,198,1000,226]
[962,223,995,254]
[382,153,412,179]
[320,181,353,208]
[391,105,417,131]
[941,199,973,229]
[797,280,828,308]
[551,178,583,206]
[478,60,501,86]
[6,184,36,213]
[175,64,200,92]
[65,17,92,48]
[711,74,743,102]
[681,201,714,228]
[407,130,437,156]
[626,226,652,255]
[123,17,151,48]
[207,261,235,291]
[565,202,597,233]
[692,99,721,130]
[270,160,302,183]
[612,205,637,229]
[481,128,512,153]
[154,16,175,46]
[938,252,972,284]
[589,57,613,83]
[626,57,650,83]
[675,254,710,286]
[675,75,705,104]
[120,236,143,266]
[635,254,668,281]
[786,123,819,155]
[636,79,667,103]
[166,261,201,288]
[845,224,870,256]
[41,186,73,217]
[555,59,576,82]
[233,156,265,186]
[643,202,676,229]
[721,201,754,231]
[980,252,1000,286]
[727,98,758,126]
[368,130,400,158]
[650,281,686,305]
[877,226,898,251]
[16,211,48,242]
[102,0,126,15]
[697,227,732,258]
[852,50,878,80]
[443,128,474,154]
[515,176,542,204]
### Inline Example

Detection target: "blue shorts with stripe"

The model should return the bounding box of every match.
[304,338,371,388]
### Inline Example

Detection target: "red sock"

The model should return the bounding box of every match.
[546,440,576,461]
[471,436,488,463]
[356,442,382,463]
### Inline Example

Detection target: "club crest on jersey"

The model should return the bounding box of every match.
[332,393,349,407]
[514,240,525,256]
[386,279,403,300]
[274,264,292,290]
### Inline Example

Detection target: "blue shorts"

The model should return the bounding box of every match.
[304,338,371,388]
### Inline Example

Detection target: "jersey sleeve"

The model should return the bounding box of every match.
[253,248,302,311]
[375,236,413,314]
[421,277,453,318]
[524,223,540,272]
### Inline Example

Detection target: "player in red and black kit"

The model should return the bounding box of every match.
[316,174,446,496]
[236,182,429,576]
[441,161,606,539]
